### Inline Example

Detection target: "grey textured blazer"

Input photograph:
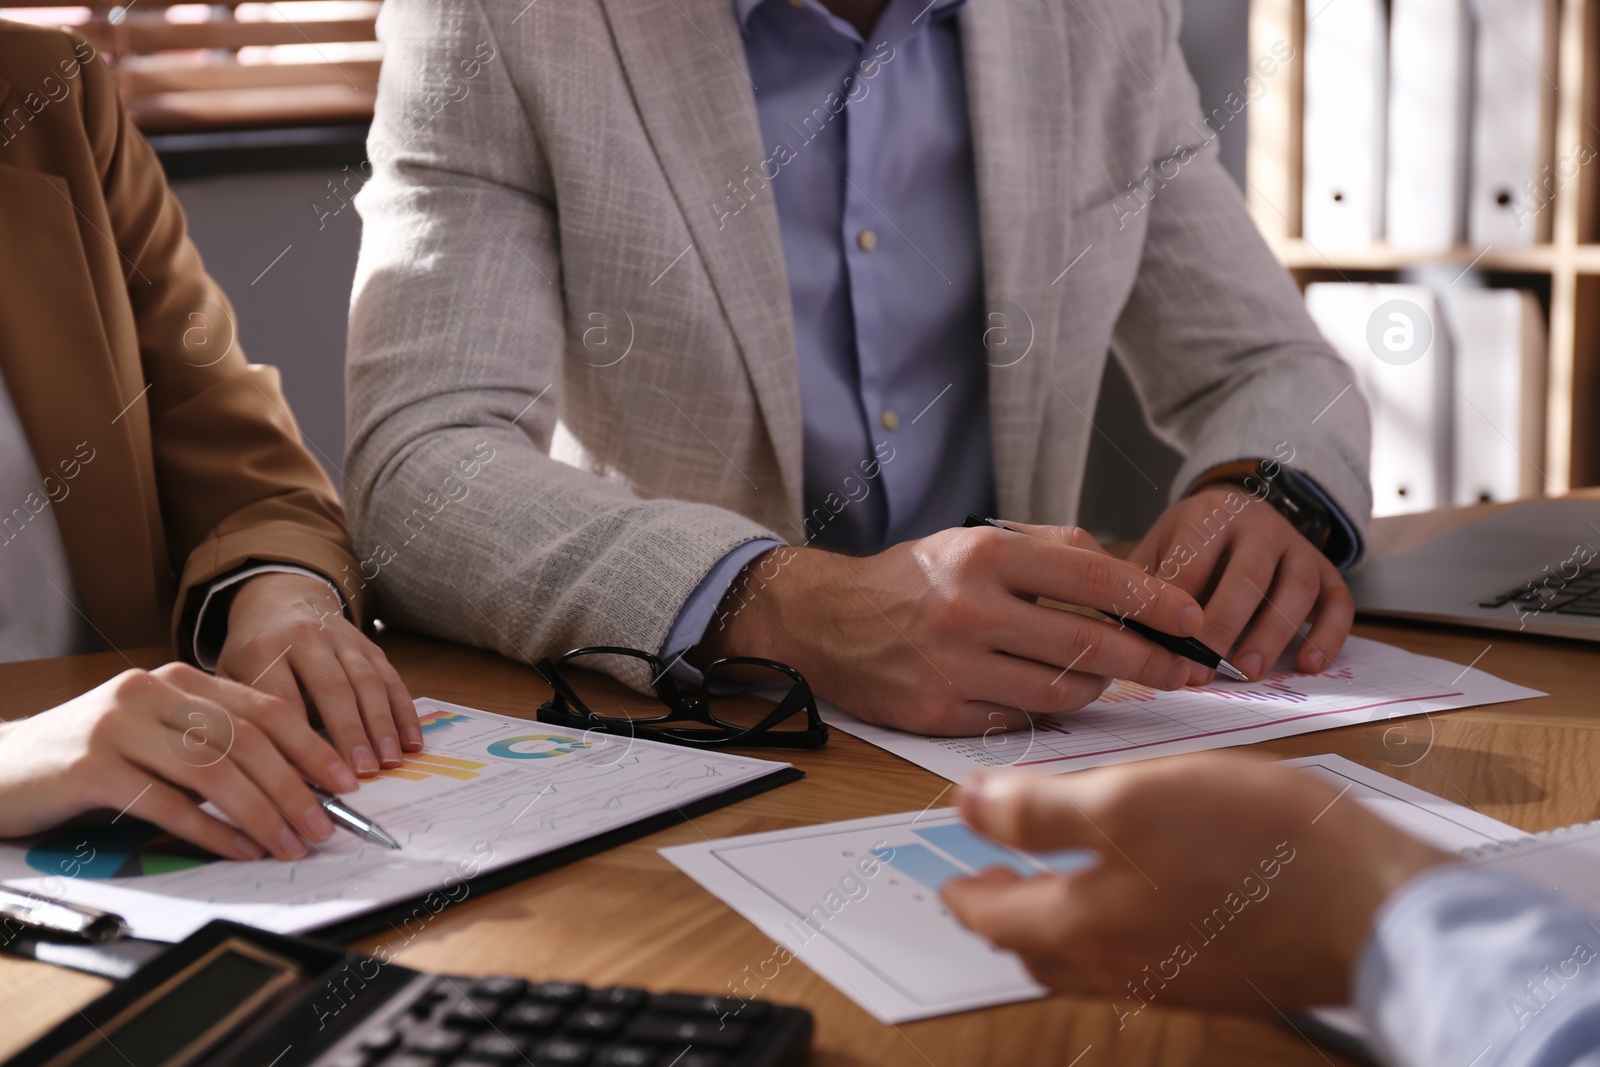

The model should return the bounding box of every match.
[344,0,1372,688]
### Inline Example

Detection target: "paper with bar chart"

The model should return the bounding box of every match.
[663,755,1522,1023]
[0,699,789,942]
[824,636,1542,782]
[663,808,1064,1021]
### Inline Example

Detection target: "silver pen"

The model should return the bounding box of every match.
[0,884,127,942]
[309,784,402,850]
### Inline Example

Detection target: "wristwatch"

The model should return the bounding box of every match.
[1189,459,1334,554]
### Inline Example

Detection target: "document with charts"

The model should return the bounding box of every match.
[663,755,1522,1024]
[0,699,790,942]
[824,636,1542,782]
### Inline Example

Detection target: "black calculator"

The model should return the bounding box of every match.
[5,921,812,1067]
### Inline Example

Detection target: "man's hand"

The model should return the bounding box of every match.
[217,572,419,776]
[697,523,1205,735]
[1129,486,1354,683]
[0,664,363,860]
[940,755,1453,1012]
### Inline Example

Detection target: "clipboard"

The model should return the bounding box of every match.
[0,759,803,980]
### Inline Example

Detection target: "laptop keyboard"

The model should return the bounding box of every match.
[1480,567,1600,616]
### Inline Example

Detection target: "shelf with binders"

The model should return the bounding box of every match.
[1246,0,1600,494]
[1294,269,1553,515]
[1271,245,1600,276]
[1283,267,1552,306]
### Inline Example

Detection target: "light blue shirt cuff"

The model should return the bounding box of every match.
[660,538,785,681]
[1356,864,1600,1067]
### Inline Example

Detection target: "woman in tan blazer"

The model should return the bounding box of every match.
[0,21,416,861]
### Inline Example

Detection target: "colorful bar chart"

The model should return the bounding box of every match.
[379,752,487,782]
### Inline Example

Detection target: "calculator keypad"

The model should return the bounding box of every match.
[323,975,801,1067]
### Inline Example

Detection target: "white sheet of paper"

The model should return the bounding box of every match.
[662,754,1520,1024]
[0,699,789,942]
[824,636,1542,782]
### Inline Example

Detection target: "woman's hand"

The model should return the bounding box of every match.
[218,572,420,775]
[0,664,363,860]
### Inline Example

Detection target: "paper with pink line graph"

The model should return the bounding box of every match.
[823,636,1543,782]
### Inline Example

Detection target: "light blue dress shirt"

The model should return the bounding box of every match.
[1358,866,1600,1067]
[665,0,990,664]
[662,0,1362,667]
[734,0,994,555]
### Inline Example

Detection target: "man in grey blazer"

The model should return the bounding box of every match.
[346,0,1371,736]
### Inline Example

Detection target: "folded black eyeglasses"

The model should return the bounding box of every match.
[534,646,829,749]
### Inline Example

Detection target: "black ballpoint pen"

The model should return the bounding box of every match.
[962,514,1249,682]
[308,784,402,850]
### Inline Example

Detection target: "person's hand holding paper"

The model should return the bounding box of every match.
[940,754,1453,1011]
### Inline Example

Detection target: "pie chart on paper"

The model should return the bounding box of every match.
[25,820,220,880]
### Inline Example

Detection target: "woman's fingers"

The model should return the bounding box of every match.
[153,664,357,794]
[288,644,381,775]
[2,665,356,863]
[219,718,337,846]
[373,650,422,752]
[102,764,265,862]
[124,718,308,860]
[116,672,326,860]
[335,645,405,767]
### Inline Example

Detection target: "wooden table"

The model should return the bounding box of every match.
[4,501,1600,1066]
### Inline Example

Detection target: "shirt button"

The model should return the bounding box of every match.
[880,410,900,431]
[857,229,878,252]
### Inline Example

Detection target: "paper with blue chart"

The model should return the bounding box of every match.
[662,754,1523,1023]
[0,699,788,942]
[824,636,1542,783]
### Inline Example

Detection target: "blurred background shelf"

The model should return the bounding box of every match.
[1267,239,1564,274]
[1248,0,1600,492]
[0,1,381,133]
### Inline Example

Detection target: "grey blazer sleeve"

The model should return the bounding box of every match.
[1110,0,1373,541]
[344,0,778,688]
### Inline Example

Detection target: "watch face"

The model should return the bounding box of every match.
[1270,481,1333,549]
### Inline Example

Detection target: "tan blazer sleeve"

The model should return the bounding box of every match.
[78,50,367,633]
